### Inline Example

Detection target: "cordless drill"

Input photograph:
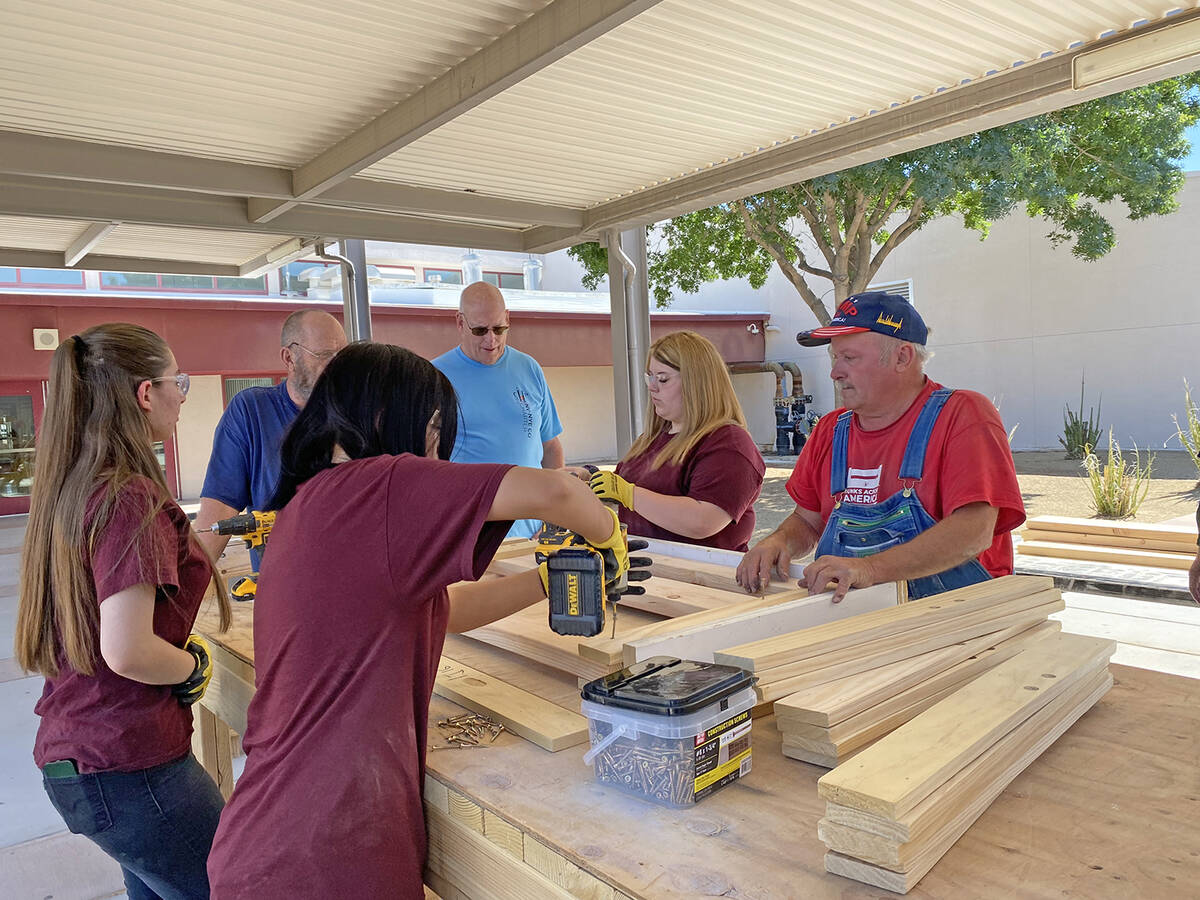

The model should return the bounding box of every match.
[536,525,613,637]
[537,466,630,638]
[209,511,275,600]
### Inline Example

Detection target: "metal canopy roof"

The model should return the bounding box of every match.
[1,0,1198,276]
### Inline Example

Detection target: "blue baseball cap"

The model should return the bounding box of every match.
[796,292,928,347]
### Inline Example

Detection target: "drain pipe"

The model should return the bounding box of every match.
[779,361,803,399]
[603,228,650,451]
[728,361,786,401]
[316,240,371,341]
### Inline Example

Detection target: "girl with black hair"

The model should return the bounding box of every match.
[208,343,634,899]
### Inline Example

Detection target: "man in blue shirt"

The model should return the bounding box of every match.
[432,282,564,538]
[195,309,347,566]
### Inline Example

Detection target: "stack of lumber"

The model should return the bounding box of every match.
[1017,515,1198,570]
[772,619,1059,767]
[815,631,1115,894]
[714,575,1063,707]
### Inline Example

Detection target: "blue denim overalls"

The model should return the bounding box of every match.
[813,389,991,600]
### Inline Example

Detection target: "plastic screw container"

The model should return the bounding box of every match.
[580,657,756,808]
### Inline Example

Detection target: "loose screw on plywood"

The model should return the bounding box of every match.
[431,713,503,750]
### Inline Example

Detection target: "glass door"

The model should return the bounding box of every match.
[0,381,44,516]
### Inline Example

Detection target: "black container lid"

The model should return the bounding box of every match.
[580,656,755,716]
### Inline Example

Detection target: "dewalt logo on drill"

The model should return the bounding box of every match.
[566,573,580,616]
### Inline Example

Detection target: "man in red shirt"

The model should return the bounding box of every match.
[736,292,1025,601]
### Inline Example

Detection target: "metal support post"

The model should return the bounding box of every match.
[604,225,651,456]
[317,239,372,342]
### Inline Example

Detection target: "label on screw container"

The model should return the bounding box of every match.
[693,709,752,800]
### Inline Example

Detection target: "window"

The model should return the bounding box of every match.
[0,267,85,288]
[279,260,337,296]
[101,272,267,293]
[223,376,278,406]
[424,268,463,285]
[482,271,525,290]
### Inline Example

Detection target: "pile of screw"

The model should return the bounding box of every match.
[433,713,505,749]
[589,723,695,806]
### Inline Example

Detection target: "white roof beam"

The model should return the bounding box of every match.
[0,247,242,277]
[581,10,1200,237]
[0,176,530,252]
[0,130,293,198]
[248,0,664,224]
[64,221,120,266]
[315,181,583,229]
[0,131,581,227]
[237,238,320,278]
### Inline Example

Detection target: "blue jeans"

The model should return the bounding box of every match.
[42,753,223,900]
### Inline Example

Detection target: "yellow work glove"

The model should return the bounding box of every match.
[172,635,213,707]
[592,508,631,591]
[588,470,635,511]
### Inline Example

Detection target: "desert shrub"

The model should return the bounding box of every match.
[1082,429,1153,518]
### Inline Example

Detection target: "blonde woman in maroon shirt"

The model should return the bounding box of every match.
[588,330,765,551]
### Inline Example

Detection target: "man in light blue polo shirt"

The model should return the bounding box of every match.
[432,282,564,538]
[194,309,347,566]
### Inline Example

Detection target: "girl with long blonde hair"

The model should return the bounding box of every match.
[588,330,765,551]
[16,323,230,900]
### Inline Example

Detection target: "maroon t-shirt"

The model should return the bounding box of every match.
[208,454,511,900]
[33,476,211,773]
[615,423,765,551]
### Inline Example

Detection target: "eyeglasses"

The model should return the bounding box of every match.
[287,342,340,361]
[151,373,190,396]
[463,319,510,337]
[644,371,679,387]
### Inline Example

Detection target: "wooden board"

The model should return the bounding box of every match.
[733,593,1057,702]
[620,582,900,667]
[464,604,660,681]
[781,683,966,767]
[608,578,754,620]
[1022,515,1197,543]
[578,589,807,666]
[433,657,588,752]
[819,669,1113,863]
[424,804,576,900]
[714,575,1054,672]
[821,671,1113,893]
[490,540,539,561]
[639,552,797,596]
[754,596,1064,703]
[816,632,1115,820]
[1020,528,1197,555]
[1016,540,1193,569]
[774,619,1057,728]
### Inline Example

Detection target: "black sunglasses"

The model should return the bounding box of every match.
[464,320,510,336]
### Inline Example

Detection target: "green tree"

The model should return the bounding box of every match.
[569,76,1200,326]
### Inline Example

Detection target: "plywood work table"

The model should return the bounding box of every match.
[194,601,1200,899]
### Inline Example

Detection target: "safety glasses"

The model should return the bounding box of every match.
[151,373,191,396]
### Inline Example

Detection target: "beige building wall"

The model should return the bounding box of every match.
[544,366,779,464]
[175,374,223,499]
[544,366,618,463]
